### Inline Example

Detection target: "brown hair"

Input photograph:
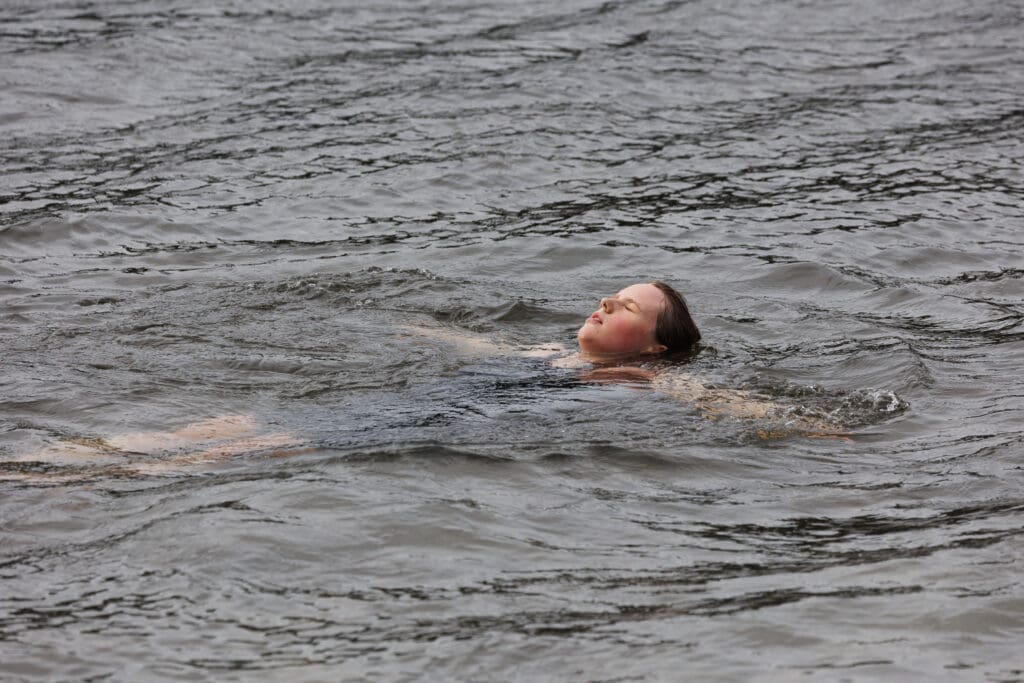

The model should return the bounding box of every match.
[652,281,701,351]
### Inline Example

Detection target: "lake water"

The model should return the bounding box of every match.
[2,0,1023,680]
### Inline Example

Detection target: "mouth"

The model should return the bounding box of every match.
[586,314,602,325]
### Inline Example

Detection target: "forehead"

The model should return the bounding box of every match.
[616,283,665,312]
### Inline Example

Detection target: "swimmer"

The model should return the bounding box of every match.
[4,282,838,483]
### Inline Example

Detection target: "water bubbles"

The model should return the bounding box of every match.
[873,390,908,413]
[826,388,910,426]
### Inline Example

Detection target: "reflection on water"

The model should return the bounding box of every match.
[2,0,1024,680]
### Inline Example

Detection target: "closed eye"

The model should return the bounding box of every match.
[602,296,641,313]
[619,298,640,312]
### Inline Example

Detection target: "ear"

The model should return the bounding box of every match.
[645,343,668,355]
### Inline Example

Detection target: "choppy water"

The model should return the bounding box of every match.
[2,0,1024,680]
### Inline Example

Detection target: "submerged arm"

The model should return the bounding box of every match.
[400,324,566,358]
[651,372,846,438]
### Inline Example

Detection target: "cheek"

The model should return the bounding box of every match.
[604,318,648,346]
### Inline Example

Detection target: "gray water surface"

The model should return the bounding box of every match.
[2,0,1023,681]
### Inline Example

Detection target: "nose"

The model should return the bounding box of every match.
[600,297,616,313]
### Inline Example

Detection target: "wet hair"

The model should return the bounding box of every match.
[651,281,701,351]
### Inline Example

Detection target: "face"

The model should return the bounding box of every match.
[577,283,667,357]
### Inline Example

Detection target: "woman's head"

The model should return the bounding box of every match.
[576,282,700,358]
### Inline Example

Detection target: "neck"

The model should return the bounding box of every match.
[578,347,657,364]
